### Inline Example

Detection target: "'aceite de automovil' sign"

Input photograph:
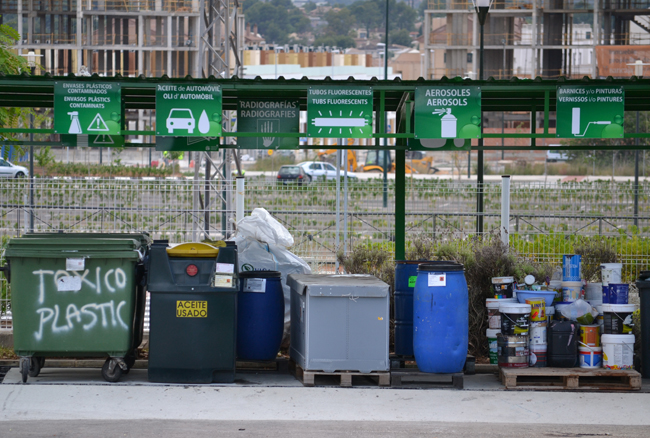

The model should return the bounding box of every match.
[54,82,121,136]
[237,99,300,149]
[414,86,482,139]
[307,86,373,138]
[155,84,222,137]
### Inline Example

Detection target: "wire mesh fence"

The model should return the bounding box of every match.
[1,176,649,329]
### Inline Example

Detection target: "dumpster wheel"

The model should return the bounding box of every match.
[101,358,124,383]
[19,358,29,383]
[28,357,44,378]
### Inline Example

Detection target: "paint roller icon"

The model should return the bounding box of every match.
[571,108,611,137]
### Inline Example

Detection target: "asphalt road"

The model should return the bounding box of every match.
[1,420,648,437]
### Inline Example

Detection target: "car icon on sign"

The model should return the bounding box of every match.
[166,109,195,134]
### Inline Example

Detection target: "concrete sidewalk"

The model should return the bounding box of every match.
[1,367,649,425]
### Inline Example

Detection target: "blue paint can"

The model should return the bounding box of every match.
[563,255,582,281]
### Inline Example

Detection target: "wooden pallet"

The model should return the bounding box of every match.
[500,367,642,391]
[391,371,464,389]
[289,360,390,387]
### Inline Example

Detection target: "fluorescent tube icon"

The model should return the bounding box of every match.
[311,118,366,127]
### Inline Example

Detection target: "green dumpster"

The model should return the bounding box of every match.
[2,236,147,383]
[146,240,238,383]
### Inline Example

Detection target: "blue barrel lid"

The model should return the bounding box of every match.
[240,270,281,279]
[418,261,464,272]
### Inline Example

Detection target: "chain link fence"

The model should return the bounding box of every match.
[1,176,649,329]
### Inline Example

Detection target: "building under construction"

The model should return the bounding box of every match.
[0,0,244,78]
[423,0,650,80]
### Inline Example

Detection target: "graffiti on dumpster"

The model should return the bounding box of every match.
[31,268,130,341]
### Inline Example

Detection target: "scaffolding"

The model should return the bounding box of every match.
[0,0,242,78]
[423,0,650,80]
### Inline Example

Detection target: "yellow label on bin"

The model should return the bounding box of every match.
[176,300,208,318]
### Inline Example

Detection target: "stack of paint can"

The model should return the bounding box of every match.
[486,292,516,365]
[598,264,637,369]
[561,255,583,302]
[579,323,602,368]
[526,297,547,367]
[497,302,531,368]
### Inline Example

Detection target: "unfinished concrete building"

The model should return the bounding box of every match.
[0,0,244,78]
[423,0,650,80]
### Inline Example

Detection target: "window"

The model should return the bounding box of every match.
[325,163,336,171]
[467,53,473,63]
[586,31,591,40]
[309,163,321,170]
[0,160,10,167]
[443,53,447,63]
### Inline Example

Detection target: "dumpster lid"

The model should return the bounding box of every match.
[4,237,142,260]
[287,274,388,297]
[166,242,219,258]
[22,232,152,247]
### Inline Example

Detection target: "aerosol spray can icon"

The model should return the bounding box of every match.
[68,111,82,134]
[440,108,457,138]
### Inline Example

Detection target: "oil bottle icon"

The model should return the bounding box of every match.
[68,111,82,134]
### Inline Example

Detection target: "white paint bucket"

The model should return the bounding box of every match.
[487,328,500,365]
[600,263,622,286]
[529,321,547,345]
[601,334,635,370]
[561,281,583,302]
[486,298,515,330]
[529,344,547,367]
[579,346,603,368]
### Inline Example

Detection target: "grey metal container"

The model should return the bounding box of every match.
[287,274,389,373]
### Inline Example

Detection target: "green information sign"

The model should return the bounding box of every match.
[237,99,300,149]
[155,136,219,152]
[407,138,470,151]
[54,82,121,135]
[556,86,624,138]
[156,84,222,137]
[60,134,125,148]
[307,86,373,138]
[414,86,481,139]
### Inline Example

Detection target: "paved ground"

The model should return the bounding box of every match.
[1,368,649,428]
[2,420,650,438]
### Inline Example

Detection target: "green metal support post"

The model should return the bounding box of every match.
[395,148,406,260]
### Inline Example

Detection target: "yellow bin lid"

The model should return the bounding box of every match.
[166,242,219,258]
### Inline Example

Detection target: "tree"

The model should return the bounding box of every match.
[389,28,412,46]
[324,8,356,36]
[245,1,310,44]
[0,18,32,152]
[350,1,382,38]
[313,34,357,49]
[304,1,317,12]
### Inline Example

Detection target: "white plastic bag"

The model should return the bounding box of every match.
[236,207,294,248]
[560,299,598,324]
[234,209,311,342]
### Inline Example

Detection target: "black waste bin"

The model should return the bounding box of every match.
[146,240,238,383]
[637,271,650,377]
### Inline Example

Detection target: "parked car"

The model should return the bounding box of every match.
[0,158,29,178]
[277,165,309,185]
[297,161,359,181]
[546,147,569,162]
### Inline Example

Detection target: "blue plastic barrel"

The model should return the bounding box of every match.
[413,262,468,373]
[237,271,284,361]
[395,260,432,357]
